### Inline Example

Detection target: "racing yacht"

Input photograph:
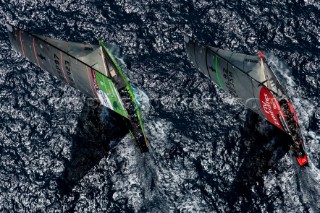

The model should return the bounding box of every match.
[185,37,308,166]
[7,24,149,152]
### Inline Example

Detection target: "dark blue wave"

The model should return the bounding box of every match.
[0,0,319,212]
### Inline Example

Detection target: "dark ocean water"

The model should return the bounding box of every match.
[0,0,319,212]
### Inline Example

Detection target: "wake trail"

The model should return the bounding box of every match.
[127,86,170,211]
[268,53,320,212]
[296,162,320,212]
[266,53,314,127]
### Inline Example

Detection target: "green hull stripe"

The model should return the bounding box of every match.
[215,55,223,89]
[95,71,128,118]
[99,41,146,133]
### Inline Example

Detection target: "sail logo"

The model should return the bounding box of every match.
[259,87,283,130]
[97,89,112,109]
[261,94,279,125]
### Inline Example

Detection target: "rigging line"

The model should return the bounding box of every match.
[258,80,268,87]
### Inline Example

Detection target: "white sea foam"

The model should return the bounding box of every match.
[132,87,150,116]
[105,43,127,67]
[265,53,320,212]
[266,53,316,126]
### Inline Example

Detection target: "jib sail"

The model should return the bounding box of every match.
[7,24,127,118]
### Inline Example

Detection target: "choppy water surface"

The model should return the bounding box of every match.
[0,0,319,212]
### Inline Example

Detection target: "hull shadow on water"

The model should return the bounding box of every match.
[57,99,129,196]
[227,110,292,212]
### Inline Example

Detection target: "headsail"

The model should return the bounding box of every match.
[185,38,286,131]
[7,24,128,118]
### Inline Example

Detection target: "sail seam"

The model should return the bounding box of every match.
[215,55,223,89]
[19,30,26,57]
[32,37,41,68]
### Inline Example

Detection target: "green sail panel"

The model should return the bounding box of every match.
[99,41,146,133]
[93,71,128,118]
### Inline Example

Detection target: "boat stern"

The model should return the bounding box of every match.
[292,143,308,167]
[296,154,308,167]
[137,135,149,153]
